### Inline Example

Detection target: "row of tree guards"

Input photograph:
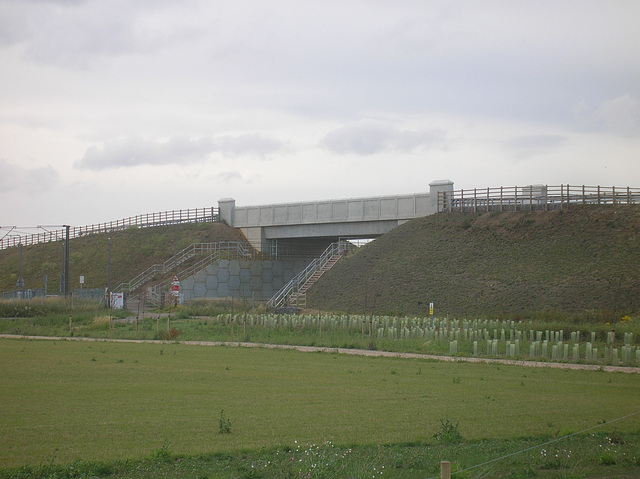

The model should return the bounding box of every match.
[65,313,638,366]
[210,314,638,366]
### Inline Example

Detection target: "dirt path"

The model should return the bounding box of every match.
[2,334,639,374]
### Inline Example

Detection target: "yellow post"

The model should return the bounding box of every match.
[441,461,451,479]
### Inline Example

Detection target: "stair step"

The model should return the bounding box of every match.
[274,243,346,309]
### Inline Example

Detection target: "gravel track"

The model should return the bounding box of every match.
[2,334,639,374]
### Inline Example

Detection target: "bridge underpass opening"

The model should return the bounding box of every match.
[341,237,376,248]
[262,235,380,260]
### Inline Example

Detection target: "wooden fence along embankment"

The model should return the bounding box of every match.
[0,207,219,250]
[438,185,640,213]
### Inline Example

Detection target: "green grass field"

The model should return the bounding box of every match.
[1,337,639,476]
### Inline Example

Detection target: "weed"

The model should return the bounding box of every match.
[150,440,172,463]
[218,409,232,434]
[433,417,463,444]
[598,452,616,465]
[160,327,181,340]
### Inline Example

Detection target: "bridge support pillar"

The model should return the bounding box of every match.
[430,180,454,213]
[241,227,265,251]
[219,197,266,251]
[218,198,236,226]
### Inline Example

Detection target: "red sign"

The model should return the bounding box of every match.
[171,275,180,295]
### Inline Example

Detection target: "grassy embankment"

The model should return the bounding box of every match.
[0,222,247,294]
[1,206,639,320]
[1,338,639,478]
[309,206,640,318]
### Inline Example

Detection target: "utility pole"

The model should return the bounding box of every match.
[17,243,24,297]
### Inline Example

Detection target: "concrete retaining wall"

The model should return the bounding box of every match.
[180,258,309,301]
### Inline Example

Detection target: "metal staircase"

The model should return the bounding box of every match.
[114,242,255,306]
[115,240,346,310]
[268,241,347,310]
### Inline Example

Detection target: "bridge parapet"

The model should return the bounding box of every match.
[231,193,428,228]
[218,181,453,250]
[220,181,453,228]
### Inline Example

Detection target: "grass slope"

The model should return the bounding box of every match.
[308,206,640,318]
[0,222,247,294]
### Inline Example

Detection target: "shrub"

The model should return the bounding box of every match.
[156,327,181,340]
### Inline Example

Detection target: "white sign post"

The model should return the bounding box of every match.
[110,292,124,309]
[171,275,181,305]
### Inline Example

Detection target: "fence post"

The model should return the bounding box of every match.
[500,186,503,212]
[612,186,616,205]
[473,188,477,213]
[544,184,549,211]
[441,461,451,479]
[486,187,490,212]
[514,186,518,212]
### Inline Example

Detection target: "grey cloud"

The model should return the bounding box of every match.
[0,158,58,193]
[503,135,568,160]
[321,121,447,155]
[573,94,640,136]
[74,134,285,170]
[216,171,242,183]
[0,5,29,46]
[215,134,285,158]
[2,1,193,68]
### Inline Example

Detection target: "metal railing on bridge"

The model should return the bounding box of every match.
[0,207,219,250]
[438,185,640,214]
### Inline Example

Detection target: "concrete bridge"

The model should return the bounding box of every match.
[218,180,453,254]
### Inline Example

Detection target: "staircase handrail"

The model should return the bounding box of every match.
[114,241,253,293]
[154,241,255,292]
[268,241,346,309]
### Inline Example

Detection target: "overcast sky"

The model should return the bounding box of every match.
[1,0,639,231]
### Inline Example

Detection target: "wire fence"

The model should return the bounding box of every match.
[0,207,219,250]
[428,409,640,478]
[438,185,640,213]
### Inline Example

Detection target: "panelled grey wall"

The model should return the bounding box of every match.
[180,258,309,301]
